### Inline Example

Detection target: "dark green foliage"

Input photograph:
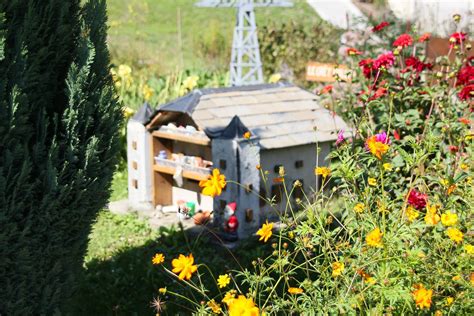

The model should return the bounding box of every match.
[259,20,341,84]
[0,1,122,314]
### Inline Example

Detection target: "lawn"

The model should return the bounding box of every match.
[106,0,321,72]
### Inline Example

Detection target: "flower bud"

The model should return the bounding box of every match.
[453,13,461,23]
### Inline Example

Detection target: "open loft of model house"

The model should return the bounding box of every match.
[127,82,350,238]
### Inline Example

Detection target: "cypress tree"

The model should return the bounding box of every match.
[0,1,122,313]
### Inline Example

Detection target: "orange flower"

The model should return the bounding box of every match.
[412,284,433,309]
[288,287,304,294]
[365,134,390,159]
[199,168,226,197]
[171,254,198,280]
[243,131,251,139]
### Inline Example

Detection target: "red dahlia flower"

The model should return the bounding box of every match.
[459,84,474,100]
[372,21,389,32]
[405,56,433,72]
[449,32,467,47]
[418,33,431,43]
[393,34,413,48]
[320,85,333,94]
[407,190,428,210]
[359,58,374,78]
[346,47,362,56]
[456,65,474,86]
[373,51,395,70]
[369,87,388,101]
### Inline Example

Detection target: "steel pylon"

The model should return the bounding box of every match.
[196,0,293,86]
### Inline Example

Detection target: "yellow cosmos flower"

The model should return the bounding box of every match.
[368,177,377,186]
[217,274,231,288]
[207,299,222,314]
[452,275,461,281]
[159,287,167,294]
[228,295,259,316]
[182,75,199,91]
[446,297,454,306]
[383,163,392,171]
[269,73,282,83]
[406,206,420,222]
[118,64,132,77]
[315,166,331,178]
[288,287,304,294]
[123,106,135,118]
[464,244,474,255]
[366,136,390,159]
[441,211,458,226]
[425,204,440,225]
[222,290,237,306]
[142,84,154,101]
[332,261,345,277]
[366,227,383,248]
[243,131,251,139]
[152,253,165,265]
[365,277,376,285]
[446,228,463,243]
[199,169,226,197]
[460,163,469,171]
[256,221,273,243]
[171,254,198,280]
[412,284,433,310]
[353,203,365,213]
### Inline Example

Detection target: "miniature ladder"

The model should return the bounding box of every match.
[196,0,293,86]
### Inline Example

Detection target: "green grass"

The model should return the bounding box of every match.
[110,169,128,202]
[73,210,271,315]
[107,0,321,72]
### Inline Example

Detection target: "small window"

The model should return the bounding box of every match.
[132,179,138,189]
[274,164,283,173]
[295,160,303,168]
[245,183,253,193]
[132,161,138,170]
[132,141,137,150]
[219,200,227,210]
[292,179,304,200]
[219,159,227,170]
[271,184,283,204]
[259,186,267,207]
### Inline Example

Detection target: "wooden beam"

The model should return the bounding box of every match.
[153,164,210,182]
[152,130,211,146]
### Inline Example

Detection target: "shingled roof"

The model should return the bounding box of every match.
[149,82,350,150]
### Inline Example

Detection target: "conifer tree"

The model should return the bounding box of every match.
[0,1,122,313]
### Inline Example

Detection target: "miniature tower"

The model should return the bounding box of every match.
[196,0,293,86]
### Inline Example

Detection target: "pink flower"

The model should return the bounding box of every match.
[407,190,427,210]
[336,130,345,146]
[373,51,395,70]
[372,21,389,32]
[393,34,413,48]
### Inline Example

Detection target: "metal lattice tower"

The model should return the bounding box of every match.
[196,0,293,86]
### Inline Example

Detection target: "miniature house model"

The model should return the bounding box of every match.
[127,82,349,238]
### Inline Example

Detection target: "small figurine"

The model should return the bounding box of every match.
[223,202,239,233]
